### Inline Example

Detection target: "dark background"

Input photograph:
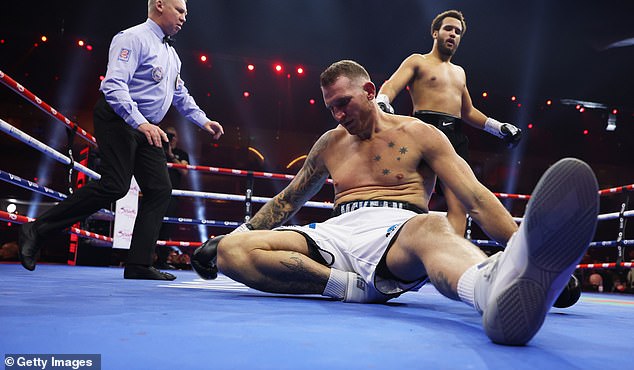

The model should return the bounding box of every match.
[1,1,633,271]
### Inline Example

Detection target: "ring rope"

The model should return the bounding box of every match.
[0,118,100,179]
[471,239,634,248]
[168,162,334,184]
[170,189,333,209]
[599,185,634,195]
[162,216,241,228]
[0,169,114,218]
[0,70,97,146]
[589,240,634,247]
[1,169,69,202]
[168,162,634,198]
[578,262,633,269]
[492,192,531,200]
[0,211,201,248]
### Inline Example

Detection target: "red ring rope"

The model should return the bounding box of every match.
[0,69,97,146]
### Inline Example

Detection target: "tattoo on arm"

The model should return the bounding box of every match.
[250,134,330,229]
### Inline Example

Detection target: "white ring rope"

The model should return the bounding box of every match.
[1,118,100,179]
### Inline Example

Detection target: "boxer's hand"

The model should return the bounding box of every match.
[230,223,253,234]
[500,123,522,148]
[484,117,522,148]
[376,93,394,114]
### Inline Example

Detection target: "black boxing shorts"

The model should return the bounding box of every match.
[413,110,469,162]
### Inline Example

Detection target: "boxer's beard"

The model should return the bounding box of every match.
[438,40,456,57]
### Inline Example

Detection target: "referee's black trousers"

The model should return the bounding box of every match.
[32,97,172,265]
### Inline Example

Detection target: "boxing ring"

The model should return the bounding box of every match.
[1,70,633,369]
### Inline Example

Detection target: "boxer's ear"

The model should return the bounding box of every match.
[363,81,376,100]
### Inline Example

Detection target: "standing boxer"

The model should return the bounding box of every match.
[376,10,521,236]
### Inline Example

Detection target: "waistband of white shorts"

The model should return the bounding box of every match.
[332,200,427,216]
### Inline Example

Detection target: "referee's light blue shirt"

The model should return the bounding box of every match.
[100,19,209,129]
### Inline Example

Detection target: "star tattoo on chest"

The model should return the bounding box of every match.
[374,141,409,176]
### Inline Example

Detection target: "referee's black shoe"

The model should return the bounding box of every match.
[124,264,176,281]
[18,222,41,271]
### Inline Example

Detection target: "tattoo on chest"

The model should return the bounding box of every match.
[374,141,409,176]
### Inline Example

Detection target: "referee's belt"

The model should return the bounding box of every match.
[332,200,427,216]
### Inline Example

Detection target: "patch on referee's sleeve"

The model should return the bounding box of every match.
[118,48,131,62]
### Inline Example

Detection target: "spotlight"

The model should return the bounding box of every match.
[247,64,255,71]
[274,64,283,73]
[200,55,208,62]
[6,203,17,214]
[546,99,552,106]
[309,99,315,105]
[78,40,85,47]
[482,92,488,98]
[243,91,250,98]
[296,67,304,75]
[40,36,48,42]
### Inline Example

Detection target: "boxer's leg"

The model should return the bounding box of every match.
[462,158,599,345]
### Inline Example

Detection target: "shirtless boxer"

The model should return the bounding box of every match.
[376,10,521,236]
[192,60,598,345]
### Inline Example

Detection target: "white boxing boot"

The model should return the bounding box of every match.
[477,158,599,345]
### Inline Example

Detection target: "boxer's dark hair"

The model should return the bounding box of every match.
[320,60,370,87]
[431,10,466,36]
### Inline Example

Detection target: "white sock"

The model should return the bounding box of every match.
[457,262,482,313]
[458,253,503,314]
[323,268,348,300]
